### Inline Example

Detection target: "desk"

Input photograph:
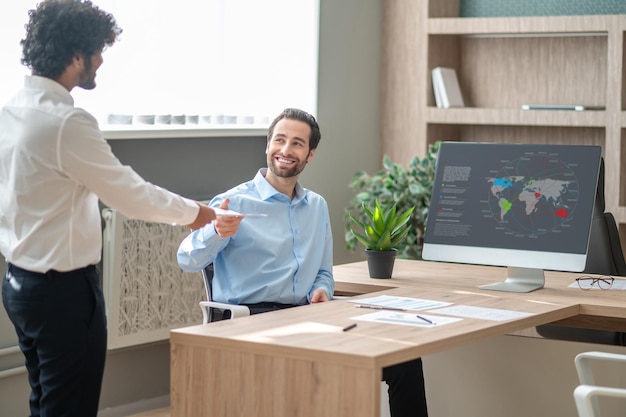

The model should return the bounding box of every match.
[334,260,626,332]
[170,260,626,417]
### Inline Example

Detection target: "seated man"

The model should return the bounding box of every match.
[177,108,427,417]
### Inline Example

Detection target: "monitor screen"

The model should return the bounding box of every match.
[422,142,602,292]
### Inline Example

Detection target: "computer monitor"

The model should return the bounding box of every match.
[422,142,602,293]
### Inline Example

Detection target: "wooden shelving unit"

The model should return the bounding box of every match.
[381,0,626,252]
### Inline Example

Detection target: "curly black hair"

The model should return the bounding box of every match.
[21,0,122,79]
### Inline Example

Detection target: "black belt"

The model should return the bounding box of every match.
[8,263,96,278]
[242,302,299,314]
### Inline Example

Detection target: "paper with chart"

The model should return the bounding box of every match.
[349,294,452,311]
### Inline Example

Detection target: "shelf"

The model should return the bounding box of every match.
[382,2,626,248]
[428,15,619,35]
[427,34,608,110]
[426,108,607,127]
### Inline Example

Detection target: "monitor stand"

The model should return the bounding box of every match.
[480,266,545,293]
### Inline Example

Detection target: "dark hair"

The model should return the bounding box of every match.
[267,108,321,151]
[21,0,122,79]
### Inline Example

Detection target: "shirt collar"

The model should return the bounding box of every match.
[254,168,307,203]
[24,75,75,106]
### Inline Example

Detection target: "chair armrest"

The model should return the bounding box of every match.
[199,301,250,324]
[575,351,626,385]
[574,384,626,417]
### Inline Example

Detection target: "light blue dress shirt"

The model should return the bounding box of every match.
[177,168,334,305]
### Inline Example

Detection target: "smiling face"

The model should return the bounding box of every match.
[266,118,315,180]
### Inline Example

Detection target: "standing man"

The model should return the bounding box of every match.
[0,2,215,417]
[177,108,428,417]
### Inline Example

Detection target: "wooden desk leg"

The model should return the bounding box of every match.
[171,342,380,417]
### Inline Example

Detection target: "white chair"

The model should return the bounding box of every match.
[573,351,626,417]
[198,264,249,324]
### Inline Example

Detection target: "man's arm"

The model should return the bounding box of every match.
[60,111,214,228]
[186,203,216,230]
[309,212,335,303]
[177,198,241,272]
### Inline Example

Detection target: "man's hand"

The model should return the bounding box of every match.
[310,289,329,303]
[186,203,216,230]
[214,199,243,238]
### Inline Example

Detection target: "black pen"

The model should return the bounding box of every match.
[416,315,436,325]
[342,323,357,332]
[356,304,406,311]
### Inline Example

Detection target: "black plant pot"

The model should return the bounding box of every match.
[365,249,397,279]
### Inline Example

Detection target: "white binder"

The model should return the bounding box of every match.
[432,67,465,108]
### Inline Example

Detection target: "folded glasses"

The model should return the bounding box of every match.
[576,275,614,290]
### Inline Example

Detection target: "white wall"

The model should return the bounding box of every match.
[305,0,383,266]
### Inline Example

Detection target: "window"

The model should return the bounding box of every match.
[0,0,319,129]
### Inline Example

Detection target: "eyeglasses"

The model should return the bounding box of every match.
[576,275,614,290]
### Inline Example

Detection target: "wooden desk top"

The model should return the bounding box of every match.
[334,260,626,330]
[171,260,600,369]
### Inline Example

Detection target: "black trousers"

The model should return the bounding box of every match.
[215,302,428,417]
[383,357,428,417]
[2,264,107,417]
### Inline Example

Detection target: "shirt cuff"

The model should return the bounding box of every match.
[178,197,200,226]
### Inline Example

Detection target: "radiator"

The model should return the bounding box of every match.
[102,208,204,349]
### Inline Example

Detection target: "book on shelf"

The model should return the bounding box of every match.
[432,67,465,108]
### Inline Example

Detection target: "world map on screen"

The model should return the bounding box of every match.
[487,154,579,236]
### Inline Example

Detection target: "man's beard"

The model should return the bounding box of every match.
[268,154,307,178]
[78,58,97,90]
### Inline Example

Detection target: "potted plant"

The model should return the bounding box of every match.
[345,141,439,260]
[348,198,415,278]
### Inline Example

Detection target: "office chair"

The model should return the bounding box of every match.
[582,158,626,277]
[198,264,250,324]
[536,159,626,346]
[573,351,626,417]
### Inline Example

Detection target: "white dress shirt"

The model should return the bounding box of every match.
[0,75,199,272]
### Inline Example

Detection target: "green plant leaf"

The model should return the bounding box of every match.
[391,206,415,236]
[376,227,392,250]
[372,201,386,235]
[383,204,397,230]
[352,232,371,249]
[344,142,440,259]
[348,213,366,232]
[364,223,380,242]
[382,154,394,170]
[390,224,412,248]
